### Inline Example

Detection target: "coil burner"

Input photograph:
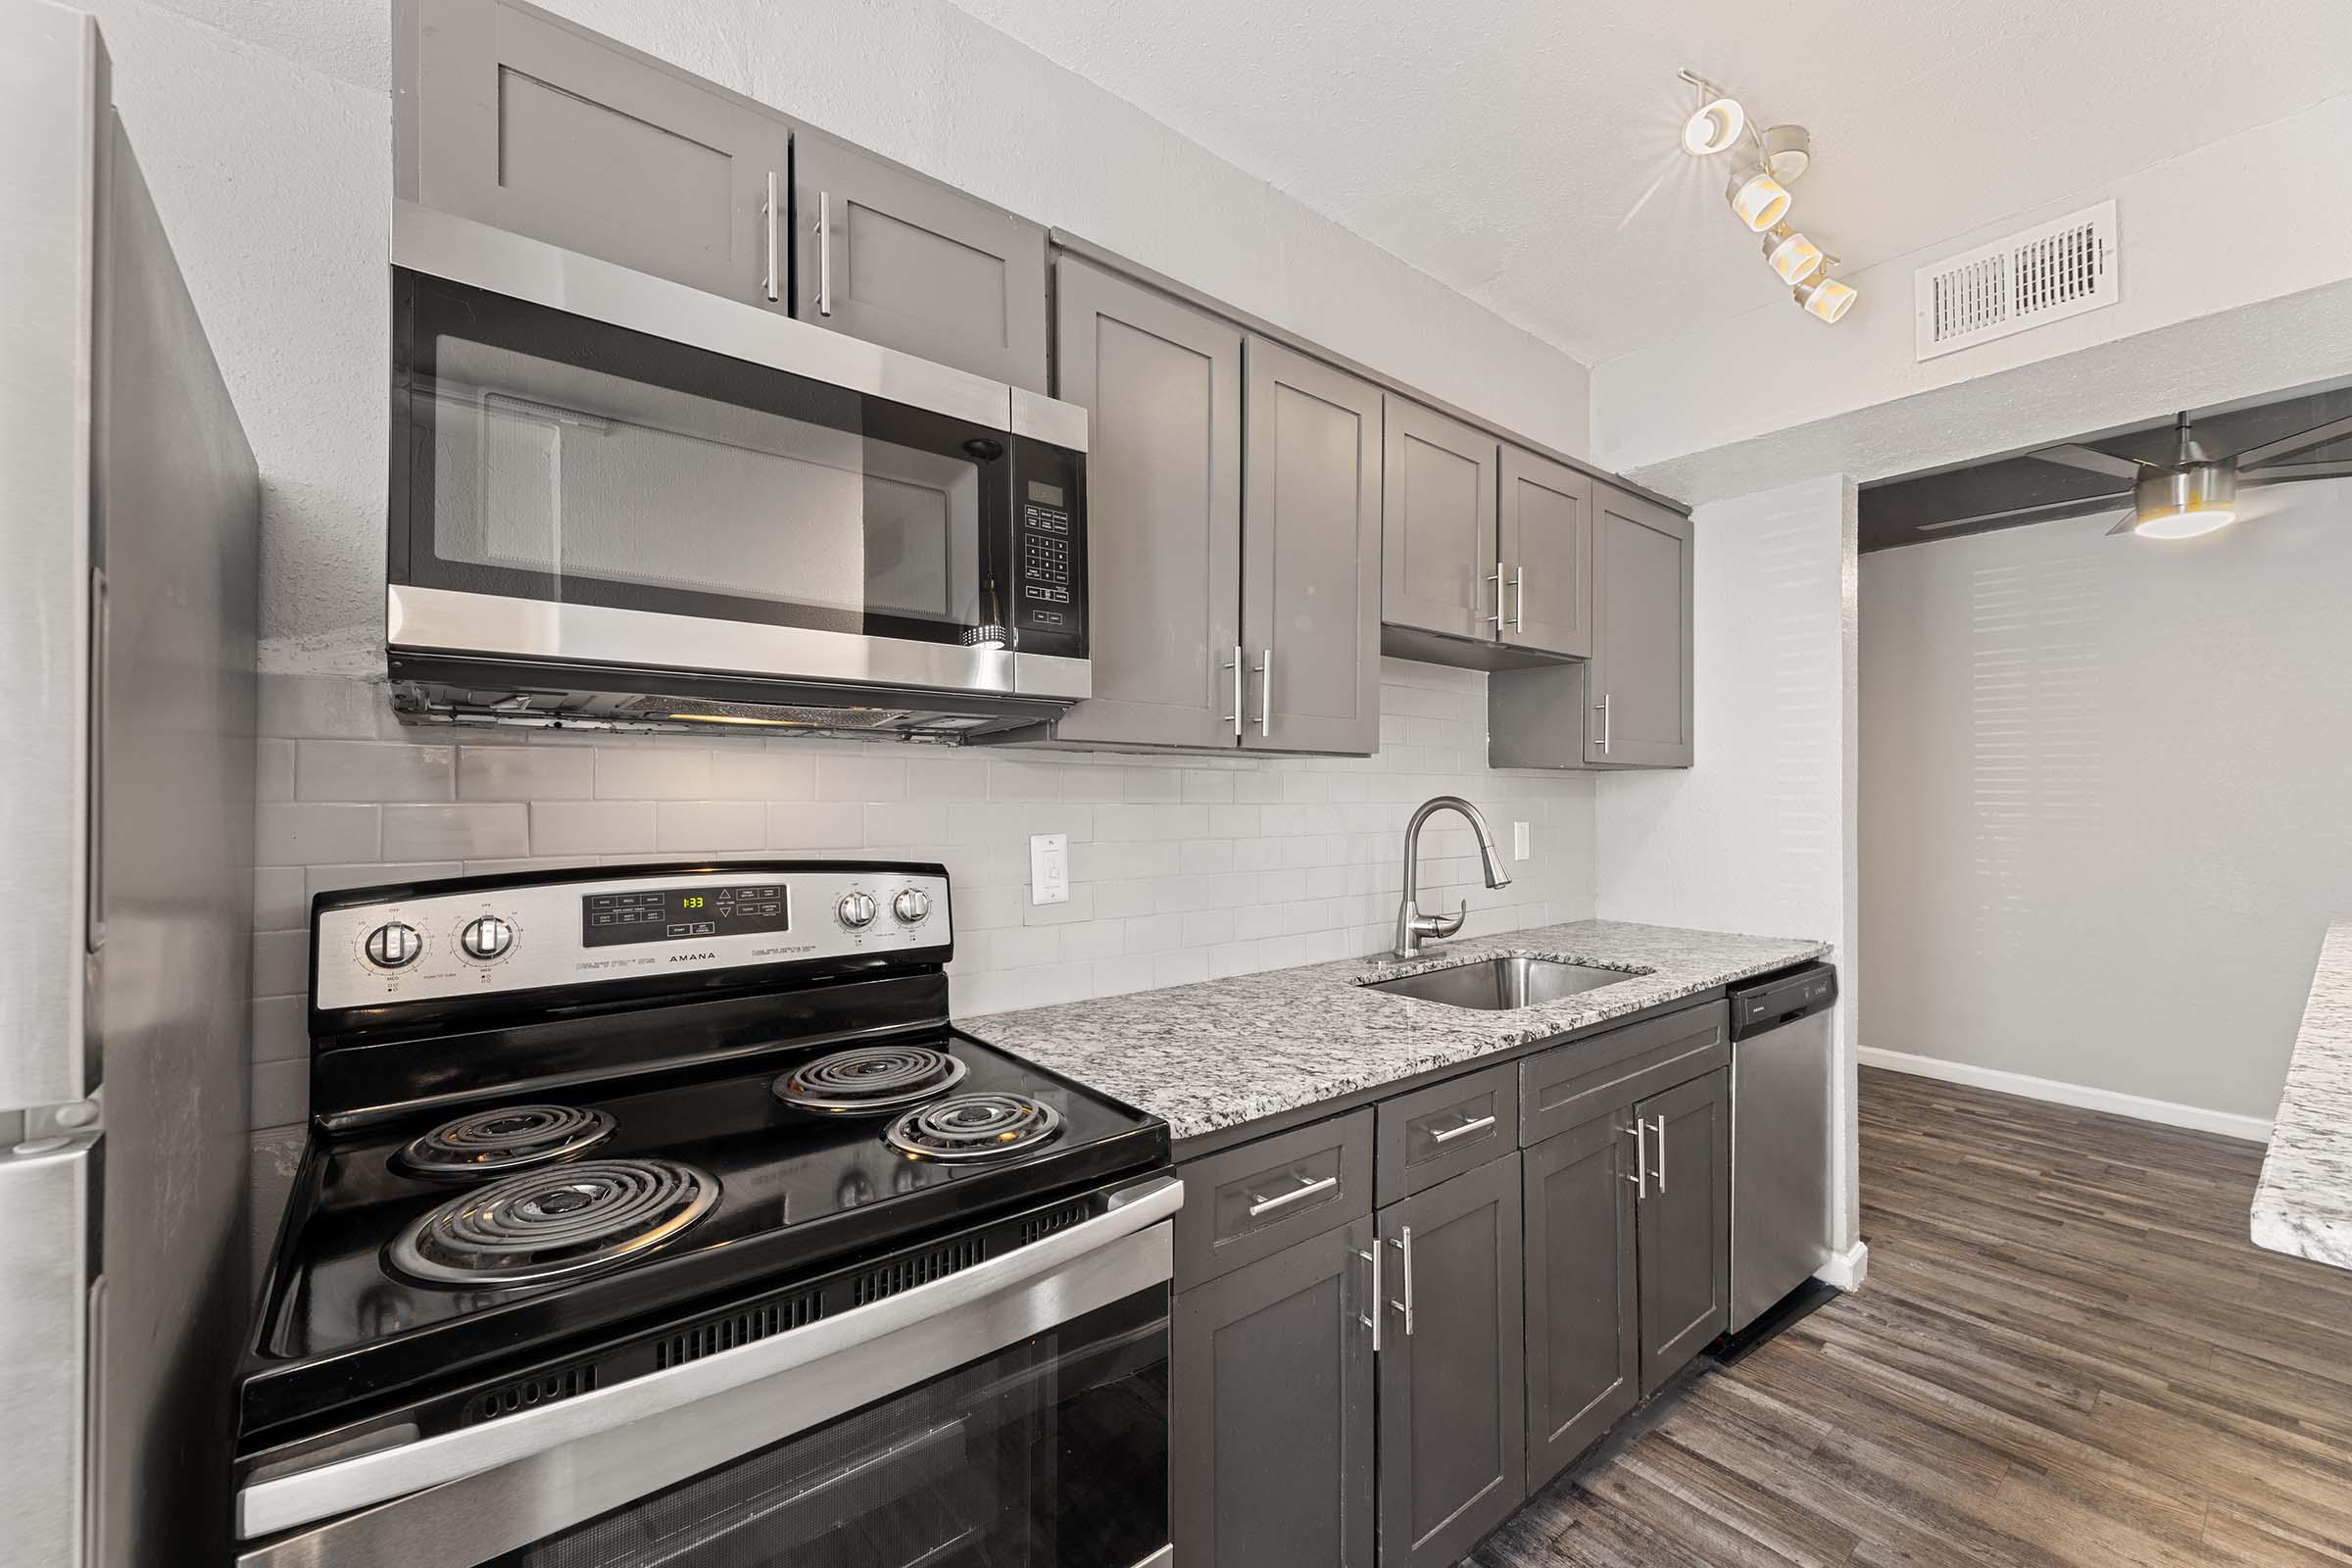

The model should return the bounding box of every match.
[388,1158,718,1287]
[883,1093,1063,1163]
[772,1045,967,1115]
[394,1103,616,1180]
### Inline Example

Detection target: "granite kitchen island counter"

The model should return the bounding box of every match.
[2253,923,2352,1271]
[962,919,1830,1143]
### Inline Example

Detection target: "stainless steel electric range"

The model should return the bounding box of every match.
[234,861,1177,1568]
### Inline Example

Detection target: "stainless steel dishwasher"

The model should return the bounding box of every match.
[1728,962,1839,1334]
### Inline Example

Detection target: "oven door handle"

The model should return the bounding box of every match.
[234,1174,1183,1553]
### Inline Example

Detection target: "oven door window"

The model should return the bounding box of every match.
[481,1288,1167,1568]
[394,270,1011,647]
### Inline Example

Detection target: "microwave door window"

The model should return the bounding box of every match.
[424,334,985,634]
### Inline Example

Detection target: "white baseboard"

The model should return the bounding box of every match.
[1815,1240,1869,1293]
[1858,1048,2274,1144]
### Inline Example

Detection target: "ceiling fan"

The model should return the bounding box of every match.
[2030,408,2352,539]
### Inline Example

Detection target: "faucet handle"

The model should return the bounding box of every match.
[1423,902,1467,939]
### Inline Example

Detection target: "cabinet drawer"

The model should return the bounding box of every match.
[1175,1109,1373,1288]
[1519,1002,1727,1149]
[1376,1062,1518,1204]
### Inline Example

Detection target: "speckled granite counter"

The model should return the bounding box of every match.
[2253,924,2352,1271]
[963,919,1830,1142]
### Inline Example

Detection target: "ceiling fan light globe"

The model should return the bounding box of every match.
[2132,463,2238,538]
[1683,97,1746,156]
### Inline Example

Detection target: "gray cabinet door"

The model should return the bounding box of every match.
[1381,397,1497,643]
[397,0,792,311]
[1050,259,1244,750]
[1377,1155,1525,1568]
[1175,1216,1377,1568]
[1523,1111,1641,1487]
[793,132,1049,391]
[1243,339,1382,756]
[1635,1068,1731,1394]
[1588,486,1694,766]
[1497,446,1594,660]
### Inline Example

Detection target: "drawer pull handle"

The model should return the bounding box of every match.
[1247,1174,1337,1217]
[1650,1113,1668,1193]
[1621,1122,1645,1192]
[1388,1226,1415,1337]
[1356,1244,1382,1351]
[1427,1112,1497,1145]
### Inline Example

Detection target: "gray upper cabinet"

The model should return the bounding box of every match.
[1497,446,1595,660]
[792,132,1049,391]
[396,0,793,312]
[1244,339,1383,756]
[1588,485,1694,767]
[1050,258,1244,750]
[1523,1109,1641,1488]
[1376,1154,1525,1568]
[1635,1067,1732,1394]
[1381,398,1497,643]
[1175,1216,1377,1568]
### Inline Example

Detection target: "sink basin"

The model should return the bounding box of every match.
[1361,956,1640,1010]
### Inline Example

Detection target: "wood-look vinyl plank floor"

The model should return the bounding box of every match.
[1469,1067,2352,1568]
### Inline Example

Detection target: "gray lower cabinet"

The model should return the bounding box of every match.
[1376,1154,1525,1568]
[1634,1067,1732,1393]
[1050,258,1244,749]
[396,0,793,313]
[1381,397,1497,644]
[1588,485,1694,767]
[1174,1215,1377,1568]
[1244,338,1383,755]
[792,131,1049,391]
[1523,1111,1640,1487]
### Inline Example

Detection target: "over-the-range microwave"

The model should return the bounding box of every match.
[385,202,1089,739]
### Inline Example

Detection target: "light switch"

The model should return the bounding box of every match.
[1513,820,1532,860]
[1029,833,1069,906]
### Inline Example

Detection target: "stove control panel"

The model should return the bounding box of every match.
[317,866,952,1012]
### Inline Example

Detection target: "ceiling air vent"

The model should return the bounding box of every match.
[1914,200,2117,361]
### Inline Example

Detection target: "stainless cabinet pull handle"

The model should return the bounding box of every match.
[1247,1173,1336,1217]
[1428,1112,1496,1145]
[1513,565,1527,629]
[1488,564,1507,630]
[1650,1113,1667,1193]
[1253,649,1272,737]
[1593,692,1612,754]
[814,190,834,318]
[1357,1244,1382,1351]
[1388,1227,1415,1337]
[1221,645,1243,738]
[761,172,780,302]
[1621,1122,1644,1192]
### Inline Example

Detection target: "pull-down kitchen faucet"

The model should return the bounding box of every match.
[1393,796,1512,959]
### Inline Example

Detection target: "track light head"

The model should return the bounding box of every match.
[1726,167,1791,232]
[1683,96,1747,156]
[1793,270,1858,323]
[1761,223,1824,285]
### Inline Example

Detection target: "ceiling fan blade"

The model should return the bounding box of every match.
[2030,444,2149,481]
[1913,490,2132,534]
[2238,459,2352,486]
[2232,413,2352,467]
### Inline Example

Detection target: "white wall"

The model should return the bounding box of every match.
[1860,483,2352,1137]
[1592,475,1862,1259]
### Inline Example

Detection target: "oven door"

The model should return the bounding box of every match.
[387,204,1088,700]
[236,1177,1177,1568]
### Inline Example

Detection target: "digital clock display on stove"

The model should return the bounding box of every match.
[581,884,790,947]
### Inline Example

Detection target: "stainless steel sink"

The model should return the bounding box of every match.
[1360,956,1641,1010]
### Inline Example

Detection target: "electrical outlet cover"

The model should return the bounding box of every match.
[1513,821,1532,860]
[1029,834,1069,906]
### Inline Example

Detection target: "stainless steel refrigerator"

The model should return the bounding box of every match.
[0,3,261,1563]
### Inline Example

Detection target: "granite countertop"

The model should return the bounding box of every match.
[2252,923,2352,1271]
[963,919,1831,1142]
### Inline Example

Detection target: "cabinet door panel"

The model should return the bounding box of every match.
[1175,1216,1376,1568]
[1497,445,1594,660]
[1377,1156,1525,1568]
[794,132,1049,391]
[1051,259,1244,749]
[1524,1112,1641,1486]
[1243,340,1382,756]
[399,0,791,311]
[1589,487,1693,766]
[1636,1068,1732,1393]
[1382,397,1497,643]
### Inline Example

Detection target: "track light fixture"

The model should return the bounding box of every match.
[1676,70,1856,325]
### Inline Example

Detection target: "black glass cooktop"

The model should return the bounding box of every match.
[241,1028,1164,1440]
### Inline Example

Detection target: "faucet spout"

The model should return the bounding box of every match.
[1394,796,1512,960]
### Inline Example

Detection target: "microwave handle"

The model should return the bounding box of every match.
[235,1175,1182,1545]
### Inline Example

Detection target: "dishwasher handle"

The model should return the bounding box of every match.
[1728,962,1838,1041]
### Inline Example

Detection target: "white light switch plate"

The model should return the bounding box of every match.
[1029,833,1069,906]
[1513,821,1532,859]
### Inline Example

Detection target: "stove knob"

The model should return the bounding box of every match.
[364,922,421,969]
[837,892,878,929]
[892,888,931,924]
[460,915,514,960]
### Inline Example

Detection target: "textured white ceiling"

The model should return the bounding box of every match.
[943,0,2352,365]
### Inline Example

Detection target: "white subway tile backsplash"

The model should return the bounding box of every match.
[251,1058,307,1129]
[252,930,308,998]
[596,747,712,800]
[298,740,455,802]
[532,801,656,856]
[460,746,594,801]
[254,866,307,931]
[383,803,529,859]
[306,861,464,898]
[709,749,815,800]
[815,753,906,803]
[256,739,295,802]
[768,800,864,850]
[655,801,768,851]
[250,995,307,1063]
[257,803,380,865]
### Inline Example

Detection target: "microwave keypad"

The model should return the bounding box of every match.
[1020,502,1074,608]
